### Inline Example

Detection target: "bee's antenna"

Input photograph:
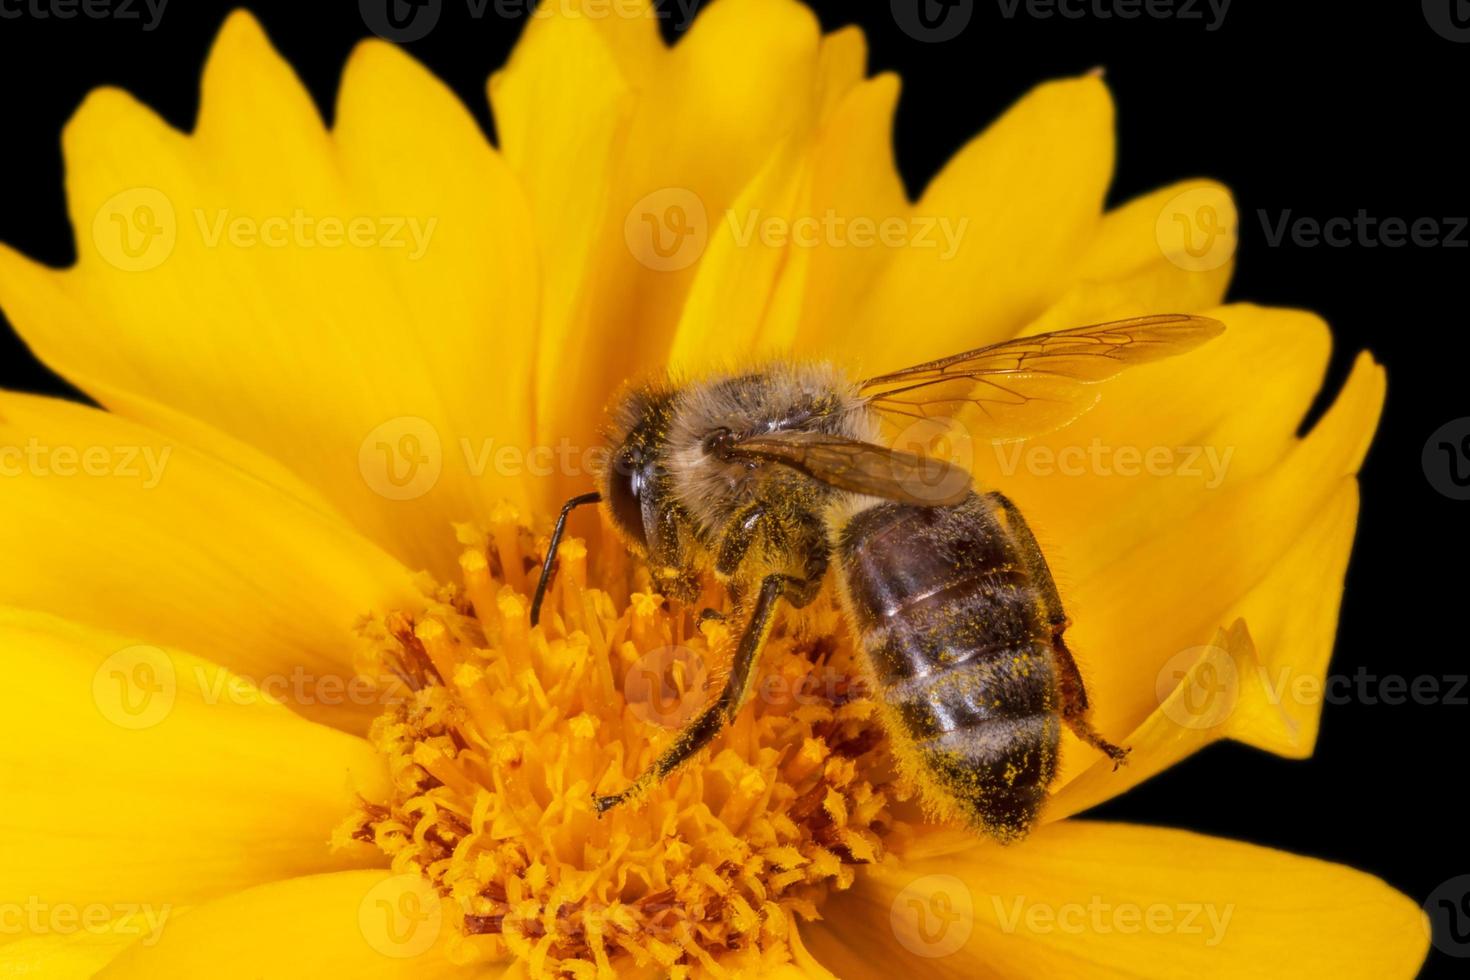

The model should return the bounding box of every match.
[529,491,602,627]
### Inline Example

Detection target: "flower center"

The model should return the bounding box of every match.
[339,506,910,977]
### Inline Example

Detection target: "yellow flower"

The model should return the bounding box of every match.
[0,1,1428,977]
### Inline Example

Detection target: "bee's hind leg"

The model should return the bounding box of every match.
[1052,632,1130,769]
[989,490,1129,770]
[593,573,794,814]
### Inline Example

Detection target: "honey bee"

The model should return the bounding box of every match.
[529,314,1224,842]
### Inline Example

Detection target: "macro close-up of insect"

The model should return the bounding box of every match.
[0,1,1462,977]
[532,314,1221,840]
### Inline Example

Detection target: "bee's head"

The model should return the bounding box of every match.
[599,382,677,555]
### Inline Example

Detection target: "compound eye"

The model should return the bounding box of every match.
[607,448,648,546]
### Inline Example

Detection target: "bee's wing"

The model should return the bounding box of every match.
[730,432,973,507]
[858,313,1225,441]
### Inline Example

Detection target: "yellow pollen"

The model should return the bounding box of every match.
[339,509,912,978]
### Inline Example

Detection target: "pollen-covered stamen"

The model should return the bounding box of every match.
[339,508,910,978]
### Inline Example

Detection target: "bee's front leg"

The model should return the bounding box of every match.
[593,572,796,814]
[714,503,827,609]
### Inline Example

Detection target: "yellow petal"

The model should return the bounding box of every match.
[1026,179,1237,331]
[803,821,1427,978]
[848,75,1114,374]
[671,70,909,366]
[96,871,490,979]
[1053,351,1382,770]
[489,6,634,473]
[0,392,418,730]
[331,37,541,562]
[0,609,388,915]
[531,0,823,493]
[0,12,540,578]
[1049,618,1293,818]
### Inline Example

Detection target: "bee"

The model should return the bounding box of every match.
[529,314,1224,842]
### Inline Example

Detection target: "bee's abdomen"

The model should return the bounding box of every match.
[836,494,1060,842]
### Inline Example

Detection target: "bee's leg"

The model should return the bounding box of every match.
[989,491,1129,769]
[1051,634,1130,769]
[530,491,601,627]
[697,608,727,625]
[593,572,792,814]
[714,503,827,609]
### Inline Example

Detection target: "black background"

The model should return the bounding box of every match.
[0,1,1464,974]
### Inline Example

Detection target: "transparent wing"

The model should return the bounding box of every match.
[859,313,1225,441]
[730,432,972,507]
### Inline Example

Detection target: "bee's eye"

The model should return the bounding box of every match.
[607,448,648,546]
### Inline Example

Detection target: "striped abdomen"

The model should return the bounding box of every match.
[836,492,1065,842]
